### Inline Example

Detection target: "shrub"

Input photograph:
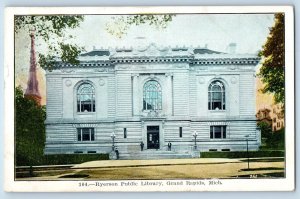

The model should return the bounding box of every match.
[257,121,285,150]
[200,151,284,158]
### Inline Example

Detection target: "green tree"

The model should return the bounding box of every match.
[258,13,285,105]
[106,14,175,38]
[257,121,272,140]
[257,121,285,150]
[15,86,46,166]
[15,15,84,71]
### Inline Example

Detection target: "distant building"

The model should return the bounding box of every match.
[256,108,272,126]
[256,104,284,131]
[44,43,261,159]
[24,32,41,105]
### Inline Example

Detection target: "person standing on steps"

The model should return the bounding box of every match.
[168,142,172,151]
[115,147,119,159]
[140,141,144,151]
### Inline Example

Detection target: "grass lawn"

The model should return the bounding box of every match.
[17,158,285,180]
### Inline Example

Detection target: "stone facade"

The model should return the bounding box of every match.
[44,44,261,159]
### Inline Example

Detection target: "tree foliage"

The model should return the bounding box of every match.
[15,86,46,166]
[258,13,285,105]
[15,87,109,167]
[106,14,175,38]
[15,15,84,71]
[257,121,285,150]
[257,121,272,139]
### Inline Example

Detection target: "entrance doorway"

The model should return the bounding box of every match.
[147,126,160,149]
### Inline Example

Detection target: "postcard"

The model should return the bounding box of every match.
[4,6,294,192]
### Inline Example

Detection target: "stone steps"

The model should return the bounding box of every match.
[118,150,197,160]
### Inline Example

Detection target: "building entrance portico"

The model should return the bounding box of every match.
[147,126,160,149]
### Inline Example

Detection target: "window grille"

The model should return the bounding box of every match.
[77,83,95,112]
[208,80,225,110]
[143,80,162,111]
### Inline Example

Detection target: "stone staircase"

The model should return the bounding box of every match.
[118,149,198,160]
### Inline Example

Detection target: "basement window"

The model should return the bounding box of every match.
[209,149,218,151]
[221,149,230,152]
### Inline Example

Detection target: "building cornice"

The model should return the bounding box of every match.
[191,57,260,66]
[110,56,193,64]
[51,43,260,69]
[53,56,260,70]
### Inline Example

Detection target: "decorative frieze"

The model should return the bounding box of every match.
[111,57,192,64]
[72,123,99,128]
[61,69,75,73]
[192,58,260,66]
[94,68,108,72]
[51,44,260,71]
[207,121,231,126]
[56,62,111,69]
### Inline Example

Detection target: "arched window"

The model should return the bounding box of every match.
[143,80,162,111]
[208,80,225,110]
[77,83,95,112]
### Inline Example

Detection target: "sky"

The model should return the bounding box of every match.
[71,14,274,53]
[15,14,275,106]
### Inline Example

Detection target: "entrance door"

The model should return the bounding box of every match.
[147,126,160,149]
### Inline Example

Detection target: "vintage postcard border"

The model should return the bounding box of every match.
[4,6,295,192]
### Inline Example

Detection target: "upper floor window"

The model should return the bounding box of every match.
[77,83,95,112]
[208,80,225,110]
[143,80,162,111]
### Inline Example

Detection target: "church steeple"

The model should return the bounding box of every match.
[24,30,41,105]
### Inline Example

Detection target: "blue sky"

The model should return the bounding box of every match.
[71,14,274,54]
[15,14,275,105]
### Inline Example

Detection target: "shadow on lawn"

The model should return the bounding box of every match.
[239,167,284,171]
[59,174,89,178]
[240,158,284,162]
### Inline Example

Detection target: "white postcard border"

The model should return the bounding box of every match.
[4,6,295,192]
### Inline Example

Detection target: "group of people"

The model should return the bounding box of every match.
[112,141,173,160]
[140,141,172,151]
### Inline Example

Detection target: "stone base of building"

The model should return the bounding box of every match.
[44,119,261,159]
[44,141,260,160]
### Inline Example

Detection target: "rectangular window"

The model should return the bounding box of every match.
[210,126,226,139]
[221,149,230,151]
[124,128,127,138]
[77,128,95,141]
[209,149,218,151]
[179,127,182,137]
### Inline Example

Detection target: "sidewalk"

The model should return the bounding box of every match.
[72,158,241,169]
[16,157,284,180]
